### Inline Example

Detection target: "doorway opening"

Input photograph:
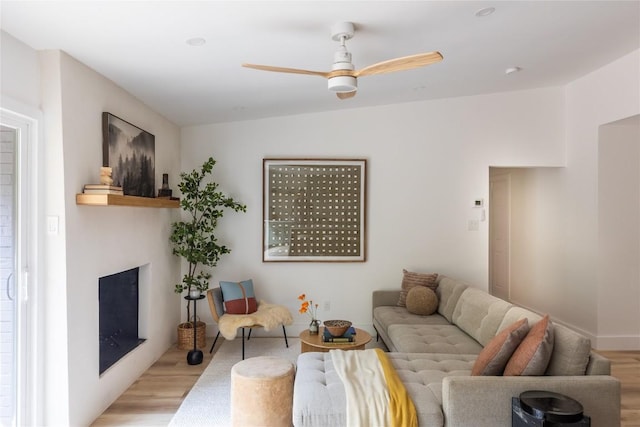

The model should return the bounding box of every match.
[489,169,511,301]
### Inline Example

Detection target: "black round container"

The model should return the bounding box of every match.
[519,390,584,423]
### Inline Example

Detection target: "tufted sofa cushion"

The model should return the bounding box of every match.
[435,276,468,323]
[373,306,450,332]
[292,353,346,427]
[293,351,475,427]
[388,324,484,354]
[498,306,541,330]
[451,288,512,346]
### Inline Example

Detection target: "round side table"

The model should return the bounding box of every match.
[299,327,371,353]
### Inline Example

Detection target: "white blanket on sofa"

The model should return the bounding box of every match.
[331,348,417,427]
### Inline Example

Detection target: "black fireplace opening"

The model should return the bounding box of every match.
[99,267,146,375]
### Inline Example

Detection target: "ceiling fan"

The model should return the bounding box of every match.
[242,22,443,100]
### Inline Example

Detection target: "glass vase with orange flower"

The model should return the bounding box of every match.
[298,294,320,335]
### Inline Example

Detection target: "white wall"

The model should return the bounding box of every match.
[565,51,639,346]
[506,50,640,348]
[39,50,71,426]
[2,36,184,424]
[181,87,566,337]
[598,116,640,349]
[52,51,182,426]
[0,31,40,108]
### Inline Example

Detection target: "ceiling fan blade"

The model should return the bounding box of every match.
[355,51,443,77]
[242,63,330,78]
[337,91,357,100]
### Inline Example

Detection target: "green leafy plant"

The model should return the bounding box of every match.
[170,157,246,303]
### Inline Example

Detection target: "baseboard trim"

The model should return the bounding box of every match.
[509,300,640,350]
[593,335,640,351]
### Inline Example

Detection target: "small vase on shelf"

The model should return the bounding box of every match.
[309,319,320,335]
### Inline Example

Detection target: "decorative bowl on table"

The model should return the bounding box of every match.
[323,320,352,337]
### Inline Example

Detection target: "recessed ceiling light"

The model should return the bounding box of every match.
[186,37,206,46]
[505,66,522,75]
[475,7,495,17]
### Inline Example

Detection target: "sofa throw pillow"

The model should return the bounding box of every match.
[504,315,554,376]
[397,269,438,307]
[406,286,439,316]
[471,318,530,376]
[220,280,258,315]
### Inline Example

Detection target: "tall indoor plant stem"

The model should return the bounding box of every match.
[170,157,246,323]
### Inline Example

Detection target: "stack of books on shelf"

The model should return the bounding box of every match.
[83,184,124,195]
[322,326,357,343]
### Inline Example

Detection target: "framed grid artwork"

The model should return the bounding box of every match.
[263,158,367,262]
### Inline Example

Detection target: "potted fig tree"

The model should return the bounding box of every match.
[170,157,246,349]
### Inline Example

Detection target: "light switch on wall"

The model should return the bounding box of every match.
[46,216,59,235]
[468,219,479,231]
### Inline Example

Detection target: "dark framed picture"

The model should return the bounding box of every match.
[102,112,155,197]
[263,158,367,262]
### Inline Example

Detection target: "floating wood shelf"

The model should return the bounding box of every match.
[76,193,180,208]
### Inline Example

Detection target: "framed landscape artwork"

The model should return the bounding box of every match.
[102,112,155,197]
[263,158,367,262]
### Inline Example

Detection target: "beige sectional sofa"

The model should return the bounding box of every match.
[293,275,620,426]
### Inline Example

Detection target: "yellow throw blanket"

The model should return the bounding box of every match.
[330,348,417,427]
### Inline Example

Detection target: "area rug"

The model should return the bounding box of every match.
[169,337,300,427]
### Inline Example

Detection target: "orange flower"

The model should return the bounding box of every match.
[297,294,318,320]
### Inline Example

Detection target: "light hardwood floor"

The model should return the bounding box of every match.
[92,341,640,426]
[91,339,216,426]
[599,350,640,427]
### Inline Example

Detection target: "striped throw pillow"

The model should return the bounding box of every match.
[220,280,258,314]
[398,269,438,307]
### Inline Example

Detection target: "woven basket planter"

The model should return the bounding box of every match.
[177,321,207,350]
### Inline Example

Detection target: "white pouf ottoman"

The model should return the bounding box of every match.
[230,356,295,427]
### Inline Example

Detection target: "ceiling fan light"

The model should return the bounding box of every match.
[328,76,357,93]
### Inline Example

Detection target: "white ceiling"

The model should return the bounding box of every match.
[1,1,639,126]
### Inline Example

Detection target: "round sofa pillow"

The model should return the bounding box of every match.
[405,286,438,316]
